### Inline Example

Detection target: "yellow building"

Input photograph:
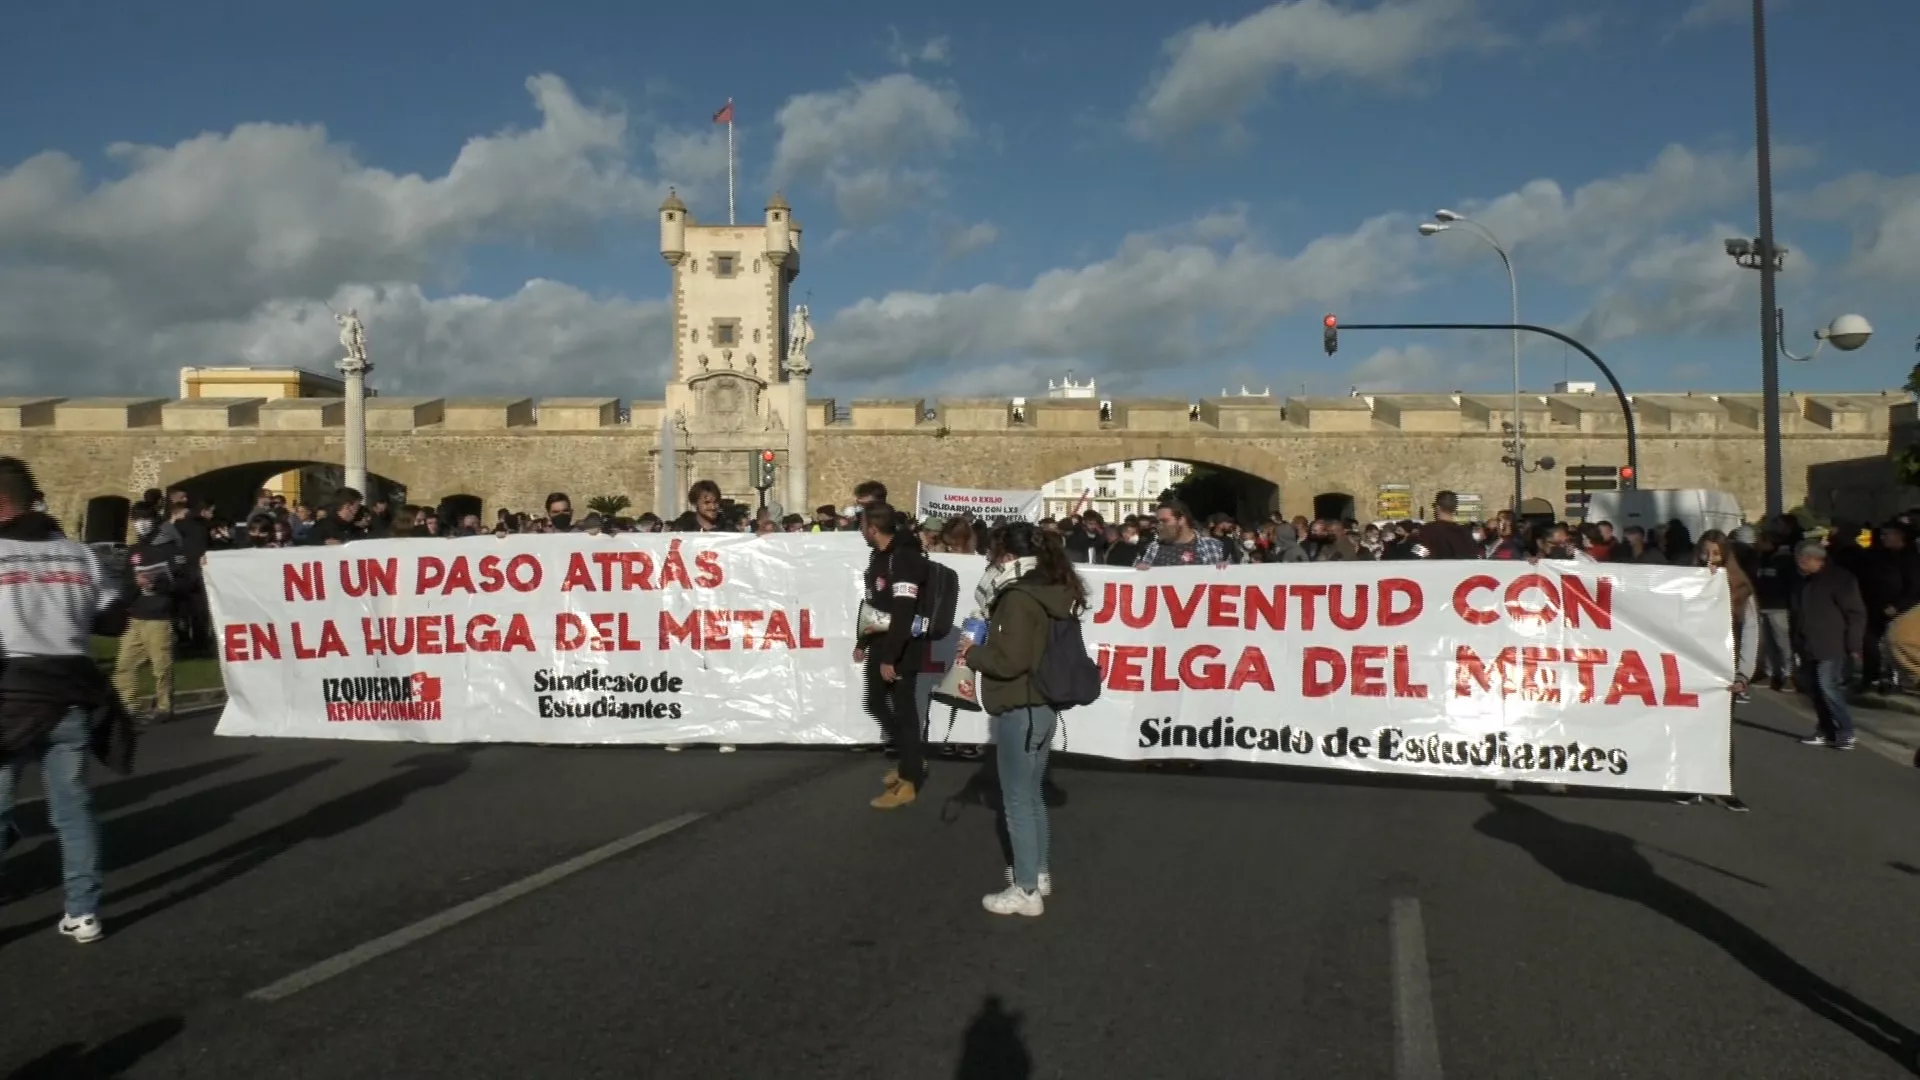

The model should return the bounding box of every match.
[178,366,354,504]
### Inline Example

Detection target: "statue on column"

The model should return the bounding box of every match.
[786,304,814,376]
[334,308,371,372]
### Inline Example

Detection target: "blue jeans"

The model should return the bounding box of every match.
[992,706,1056,892]
[0,706,103,916]
[1800,658,1855,743]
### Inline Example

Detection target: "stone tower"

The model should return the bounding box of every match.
[655,188,805,510]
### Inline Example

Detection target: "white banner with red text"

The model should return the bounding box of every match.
[207,534,1733,794]
[914,482,1042,523]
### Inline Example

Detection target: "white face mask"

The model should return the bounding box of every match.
[1471,530,1486,542]
[133,520,155,538]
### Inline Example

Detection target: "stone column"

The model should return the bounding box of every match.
[340,356,371,497]
[786,364,810,514]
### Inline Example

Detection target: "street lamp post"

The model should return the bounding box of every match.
[1420,212,1524,516]
[1743,0,1785,521]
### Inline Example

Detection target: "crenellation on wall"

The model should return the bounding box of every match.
[259,398,343,430]
[1028,399,1102,431]
[1370,394,1461,433]
[939,398,1013,431]
[0,397,65,429]
[535,397,619,429]
[1635,394,1726,434]
[1544,394,1622,434]
[849,399,925,430]
[442,397,536,430]
[161,397,263,431]
[1197,397,1285,432]
[365,397,446,431]
[1285,397,1373,432]
[1801,395,1877,434]
[1120,398,1195,432]
[55,398,165,431]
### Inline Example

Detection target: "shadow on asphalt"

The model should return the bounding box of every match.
[955,995,1032,1080]
[6,754,256,840]
[6,1015,183,1079]
[103,748,477,932]
[1890,861,1920,877]
[0,759,338,934]
[1476,794,1920,1076]
[1734,717,1807,741]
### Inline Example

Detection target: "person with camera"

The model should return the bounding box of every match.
[115,507,181,726]
[957,523,1085,917]
[857,502,931,809]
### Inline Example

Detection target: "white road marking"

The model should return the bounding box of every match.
[246,811,705,1003]
[1390,897,1444,1080]
[1759,691,1910,766]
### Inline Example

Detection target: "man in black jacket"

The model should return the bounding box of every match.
[1790,540,1866,750]
[1751,532,1800,690]
[858,502,930,809]
[0,457,125,944]
[1860,524,1920,689]
[114,508,180,725]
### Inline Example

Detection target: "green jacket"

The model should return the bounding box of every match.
[965,578,1080,715]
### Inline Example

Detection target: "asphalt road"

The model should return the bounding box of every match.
[3,691,1920,1079]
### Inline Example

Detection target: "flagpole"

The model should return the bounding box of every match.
[726,105,736,226]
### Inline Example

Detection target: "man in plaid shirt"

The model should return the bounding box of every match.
[1135,500,1229,568]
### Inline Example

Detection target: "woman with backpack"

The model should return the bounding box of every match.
[957,522,1088,917]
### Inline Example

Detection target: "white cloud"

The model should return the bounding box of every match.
[945,221,999,258]
[1129,0,1499,143]
[770,74,970,224]
[811,145,1805,387]
[1348,344,1500,392]
[0,74,680,395]
[885,29,952,67]
[1800,171,1920,284]
[1538,12,1604,46]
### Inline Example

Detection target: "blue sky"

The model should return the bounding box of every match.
[1,0,1915,403]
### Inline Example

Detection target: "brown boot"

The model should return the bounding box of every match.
[882,767,899,787]
[870,778,917,809]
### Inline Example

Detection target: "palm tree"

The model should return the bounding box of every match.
[587,494,632,517]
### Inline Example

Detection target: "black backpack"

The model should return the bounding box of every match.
[1031,611,1102,710]
[918,557,960,641]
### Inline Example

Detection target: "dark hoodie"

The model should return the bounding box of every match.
[965,573,1080,716]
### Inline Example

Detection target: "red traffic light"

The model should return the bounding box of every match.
[1324,314,1338,328]
[762,450,776,462]
[1619,466,1635,481]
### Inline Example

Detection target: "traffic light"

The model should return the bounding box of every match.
[1619,465,1636,490]
[754,449,777,491]
[1323,314,1339,356]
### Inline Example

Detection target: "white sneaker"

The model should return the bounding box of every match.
[1004,866,1053,897]
[664,745,683,753]
[982,884,1044,917]
[58,914,103,944]
[718,745,737,753]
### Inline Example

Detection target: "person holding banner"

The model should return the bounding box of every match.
[858,502,932,809]
[959,522,1085,917]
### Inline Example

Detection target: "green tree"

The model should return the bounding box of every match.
[587,494,632,517]
[1161,466,1241,521]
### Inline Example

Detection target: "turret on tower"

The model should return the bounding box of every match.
[765,193,791,272]
[659,188,688,266]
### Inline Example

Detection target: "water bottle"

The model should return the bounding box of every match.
[962,617,989,645]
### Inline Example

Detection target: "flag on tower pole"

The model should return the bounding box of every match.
[713,99,736,225]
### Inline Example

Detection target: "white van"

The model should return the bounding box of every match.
[1582,489,1746,540]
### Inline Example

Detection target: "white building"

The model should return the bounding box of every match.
[1037,374,1193,520]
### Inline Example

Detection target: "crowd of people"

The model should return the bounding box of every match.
[47,471,1919,927]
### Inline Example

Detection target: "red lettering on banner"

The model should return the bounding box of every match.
[1303,645,1427,698]
[284,561,326,602]
[363,613,535,655]
[554,612,647,652]
[291,620,348,660]
[1605,650,1657,706]
[339,557,398,597]
[1661,653,1699,707]
[1097,644,1273,692]
[1454,571,1616,628]
[658,608,825,650]
[223,622,282,662]
[1091,580,1429,633]
[415,554,543,596]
